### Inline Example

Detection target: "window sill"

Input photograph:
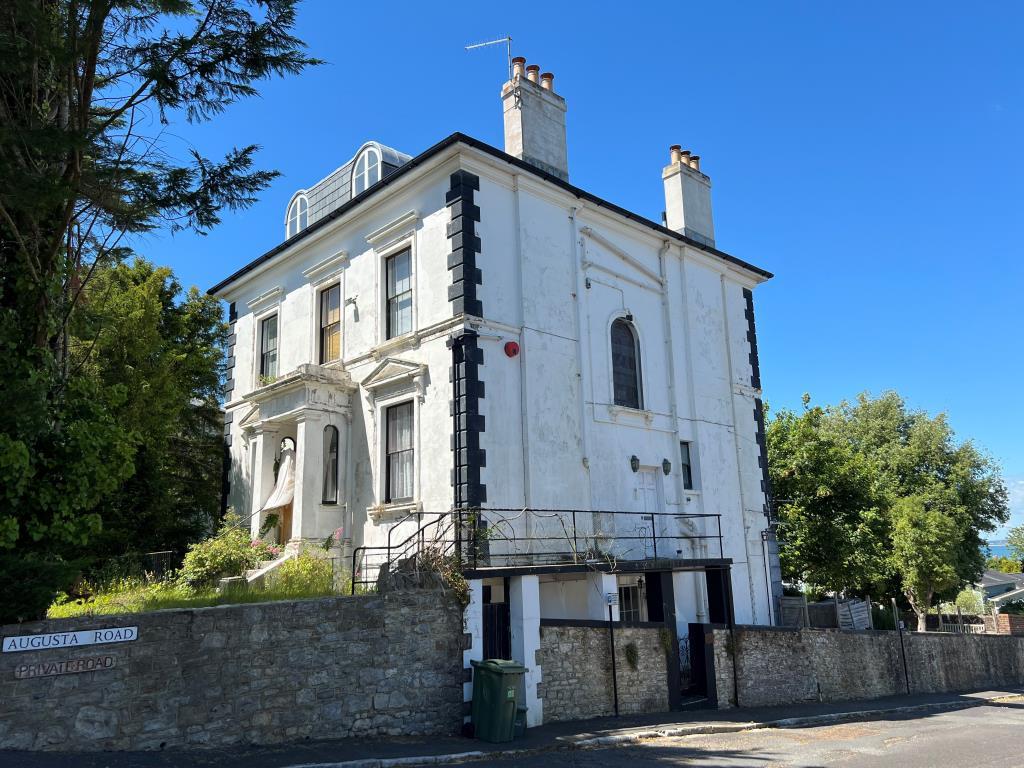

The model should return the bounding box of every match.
[372,333,419,360]
[367,501,421,524]
[607,405,655,425]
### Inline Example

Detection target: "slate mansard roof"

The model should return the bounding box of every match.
[293,141,412,230]
[210,133,772,296]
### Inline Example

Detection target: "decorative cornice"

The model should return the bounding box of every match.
[365,210,419,249]
[246,285,283,314]
[301,250,349,283]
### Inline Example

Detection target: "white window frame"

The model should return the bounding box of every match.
[376,238,417,346]
[352,146,381,196]
[255,310,280,385]
[285,192,308,239]
[316,281,342,365]
[371,390,421,519]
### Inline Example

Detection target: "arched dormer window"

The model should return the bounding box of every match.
[611,318,642,409]
[352,146,381,196]
[322,425,339,504]
[286,193,308,239]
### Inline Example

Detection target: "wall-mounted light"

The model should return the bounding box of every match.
[662,458,672,476]
[630,455,640,472]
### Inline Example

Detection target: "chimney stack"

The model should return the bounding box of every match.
[662,144,714,246]
[501,58,569,181]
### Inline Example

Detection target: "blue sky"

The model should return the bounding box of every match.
[141,1,1024,535]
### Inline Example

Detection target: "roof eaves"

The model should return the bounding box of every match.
[208,132,772,296]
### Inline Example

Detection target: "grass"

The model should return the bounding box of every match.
[47,554,352,619]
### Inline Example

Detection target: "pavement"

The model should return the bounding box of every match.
[4,688,1023,768]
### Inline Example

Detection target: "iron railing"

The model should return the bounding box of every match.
[351,507,724,594]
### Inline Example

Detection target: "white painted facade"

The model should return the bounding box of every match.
[214,66,778,634]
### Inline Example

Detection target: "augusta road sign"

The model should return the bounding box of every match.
[2,626,138,653]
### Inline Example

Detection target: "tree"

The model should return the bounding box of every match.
[766,399,889,593]
[70,260,227,561]
[0,0,317,622]
[768,392,1009,604]
[985,555,1022,574]
[1007,525,1024,564]
[891,496,961,631]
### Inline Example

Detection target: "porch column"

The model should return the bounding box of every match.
[509,575,542,727]
[248,425,280,539]
[585,572,620,621]
[292,411,327,543]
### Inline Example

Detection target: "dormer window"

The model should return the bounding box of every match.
[352,147,381,196]
[286,193,308,238]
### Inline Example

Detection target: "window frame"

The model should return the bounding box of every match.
[318,283,341,364]
[610,317,643,410]
[680,441,695,491]
[385,247,413,340]
[258,313,279,381]
[322,425,339,504]
[352,146,382,196]
[285,192,308,239]
[384,400,415,504]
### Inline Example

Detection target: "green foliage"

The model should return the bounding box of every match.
[892,496,961,630]
[48,552,345,619]
[0,1,317,622]
[177,513,279,589]
[769,391,1009,605]
[268,552,335,597]
[1007,526,1024,564]
[71,260,229,561]
[942,587,986,616]
[986,555,1022,574]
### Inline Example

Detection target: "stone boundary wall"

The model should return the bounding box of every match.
[537,622,669,723]
[0,590,465,751]
[712,625,1024,709]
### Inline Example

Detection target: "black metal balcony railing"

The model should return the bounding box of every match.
[350,508,723,595]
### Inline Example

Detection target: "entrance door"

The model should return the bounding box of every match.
[625,469,663,560]
[278,502,293,544]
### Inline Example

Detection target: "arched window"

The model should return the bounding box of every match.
[611,318,642,409]
[322,425,339,504]
[352,147,381,196]
[286,193,308,238]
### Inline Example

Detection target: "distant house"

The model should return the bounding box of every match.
[976,569,1024,609]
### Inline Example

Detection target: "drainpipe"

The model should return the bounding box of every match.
[675,248,708,622]
[569,206,594,513]
[658,240,685,548]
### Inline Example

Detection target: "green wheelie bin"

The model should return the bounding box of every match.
[470,659,526,742]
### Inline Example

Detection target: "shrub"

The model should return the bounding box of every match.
[267,551,334,596]
[177,512,279,589]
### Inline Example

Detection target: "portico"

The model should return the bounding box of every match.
[241,364,355,548]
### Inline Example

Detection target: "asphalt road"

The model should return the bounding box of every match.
[473,702,1024,767]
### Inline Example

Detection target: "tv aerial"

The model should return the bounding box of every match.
[464,35,514,81]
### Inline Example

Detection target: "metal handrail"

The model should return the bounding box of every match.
[351,507,724,593]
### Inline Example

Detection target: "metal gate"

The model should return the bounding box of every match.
[482,601,511,660]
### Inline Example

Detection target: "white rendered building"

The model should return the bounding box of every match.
[212,60,781,713]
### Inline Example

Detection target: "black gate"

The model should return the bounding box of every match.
[482,602,511,660]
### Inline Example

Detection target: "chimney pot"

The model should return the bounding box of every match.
[526,64,540,83]
[689,155,700,171]
[540,72,554,91]
[512,56,526,79]
[669,145,682,164]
